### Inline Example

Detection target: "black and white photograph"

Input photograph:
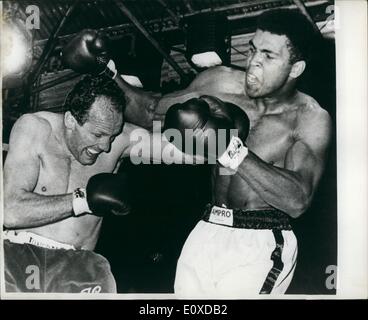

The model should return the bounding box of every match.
[0,0,366,300]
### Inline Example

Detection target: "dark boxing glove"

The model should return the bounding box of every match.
[200,95,250,169]
[62,29,117,79]
[163,95,250,168]
[72,173,131,217]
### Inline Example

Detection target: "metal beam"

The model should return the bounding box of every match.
[5,71,80,106]
[34,1,329,47]
[113,0,187,81]
[31,72,81,95]
[28,1,80,85]
[156,0,181,25]
[182,0,194,14]
[292,0,322,35]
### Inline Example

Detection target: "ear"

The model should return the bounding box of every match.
[290,60,306,79]
[64,111,77,130]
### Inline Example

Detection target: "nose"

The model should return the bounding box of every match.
[98,138,111,152]
[248,50,262,68]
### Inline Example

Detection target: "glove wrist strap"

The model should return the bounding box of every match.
[73,188,91,216]
[218,136,248,170]
[104,59,118,79]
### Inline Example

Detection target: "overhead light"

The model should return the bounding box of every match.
[191,52,222,68]
[185,12,230,68]
[1,12,33,87]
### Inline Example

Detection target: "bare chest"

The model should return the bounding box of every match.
[245,114,296,165]
[35,145,119,195]
[212,114,297,208]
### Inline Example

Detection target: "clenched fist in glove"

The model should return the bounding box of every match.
[62,29,117,79]
[164,95,250,170]
[72,173,132,217]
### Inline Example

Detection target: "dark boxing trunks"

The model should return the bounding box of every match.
[201,203,292,230]
[3,232,116,293]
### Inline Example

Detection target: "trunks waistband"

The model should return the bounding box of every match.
[3,230,76,250]
[202,204,292,230]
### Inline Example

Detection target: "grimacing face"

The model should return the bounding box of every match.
[66,96,123,165]
[245,29,295,98]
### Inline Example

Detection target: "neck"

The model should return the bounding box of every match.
[256,84,298,114]
[62,124,78,162]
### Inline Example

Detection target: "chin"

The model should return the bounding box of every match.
[246,90,261,99]
[246,85,260,98]
[247,87,271,99]
[79,157,97,166]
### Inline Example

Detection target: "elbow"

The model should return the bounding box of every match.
[287,206,307,219]
[285,192,311,219]
[4,215,18,229]
[3,201,22,229]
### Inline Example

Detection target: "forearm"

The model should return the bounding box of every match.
[114,74,149,100]
[114,76,159,130]
[114,76,201,128]
[4,191,74,229]
[236,151,309,217]
[151,133,200,165]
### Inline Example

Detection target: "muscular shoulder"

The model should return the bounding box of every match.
[294,92,332,144]
[12,112,51,136]
[296,93,331,123]
[10,112,59,149]
[188,66,246,95]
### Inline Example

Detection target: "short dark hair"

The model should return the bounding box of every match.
[64,74,126,125]
[256,9,318,63]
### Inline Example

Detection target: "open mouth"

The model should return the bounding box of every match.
[85,147,100,158]
[246,73,259,85]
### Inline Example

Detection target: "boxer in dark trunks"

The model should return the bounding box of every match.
[3,75,191,293]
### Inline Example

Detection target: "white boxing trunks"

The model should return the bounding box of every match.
[174,205,298,298]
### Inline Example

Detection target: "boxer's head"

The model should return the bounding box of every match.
[63,75,126,165]
[245,9,317,98]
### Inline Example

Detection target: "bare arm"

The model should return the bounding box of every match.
[3,114,74,229]
[113,76,159,130]
[115,122,204,165]
[235,109,332,218]
[154,66,245,118]
[114,66,245,127]
[114,75,199,127]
